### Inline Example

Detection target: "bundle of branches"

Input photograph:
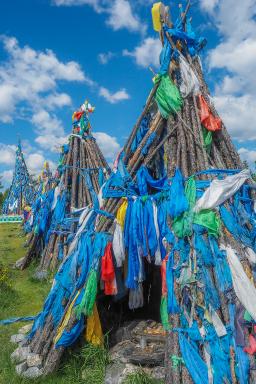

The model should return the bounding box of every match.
[19,101,110,271]
[3,140,35,216]
[12,3,256,382]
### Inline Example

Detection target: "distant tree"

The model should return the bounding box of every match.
[243,160,249,169]
[0,176,9,213]
[0,190,9,214]
[0,177,3,213]
[252,161,256,182]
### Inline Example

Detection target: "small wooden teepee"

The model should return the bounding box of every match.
[20,100,110,271]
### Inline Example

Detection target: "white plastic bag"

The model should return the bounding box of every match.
[210,307,227,337]
[68,207,92,257]
[51,186,60,211]
[97,182,106,209]
[221,244,256,321]
[194,169,250,212]
[245,247,256,265]
[112,221,125,267]
[179,54,200,97]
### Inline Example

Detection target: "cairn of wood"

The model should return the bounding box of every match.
[20,100,110,271]
[14,3,256,383]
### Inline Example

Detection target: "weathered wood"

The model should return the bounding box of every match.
[64,137,73,188]
[183,99,197,176]
[71,137,79,209]
[123,83,159,162]
[144,124,177,167]
[20,234,39,270]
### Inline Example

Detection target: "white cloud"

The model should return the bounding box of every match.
[99,87,130,104]
[238,148,256,167]
[200,0,256,142]
[200,0,219,13]
[35,134,68,152]
[31,109,65,136]
[208,38,256,96]
[0,143,16,165]
[52,0,145,33]
[214,94,256,142]
[106,0,142,32]
[45,93,72,109]
[0,170,13,187]
[93,132,121,160]
[123,37,162,68]
[0,36,130,153]
[0,84,16,122]
[98,51,115,65]
[26,153,56,176]
[26,153,45,173]
[53,0,103,12]
[0,35,89,152]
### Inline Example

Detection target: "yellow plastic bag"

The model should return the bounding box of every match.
[116,199,128,229]
[152,2,162,32]
[54,290,80,345]
[86,304,103,346]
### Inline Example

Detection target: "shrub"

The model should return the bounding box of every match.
[0,262,11,289]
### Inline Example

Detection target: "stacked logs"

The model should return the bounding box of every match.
[39,133,110,272]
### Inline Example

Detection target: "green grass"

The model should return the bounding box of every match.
[123,370,164,384]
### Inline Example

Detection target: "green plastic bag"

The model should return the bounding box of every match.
[172,176,221,238]
[75,270,98,318]
[194,209,221,237]
[155,74,183,119]
[202,126,212,153]
[172,177,196,237]
[160,296,170,331]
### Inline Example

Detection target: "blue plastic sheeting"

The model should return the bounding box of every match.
[136,166,168,195]
[0,316,36,325]
[168,168,188,219]
[177,331,208,384]
[131,114,151,153]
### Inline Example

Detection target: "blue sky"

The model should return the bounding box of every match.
[0,0,256,187]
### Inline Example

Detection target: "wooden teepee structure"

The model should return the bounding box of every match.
[3,140,35,216]
[12,3,256,383]
[20,100,110,271]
